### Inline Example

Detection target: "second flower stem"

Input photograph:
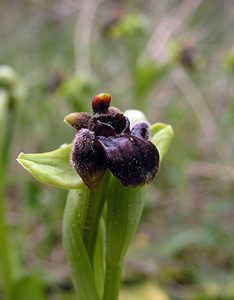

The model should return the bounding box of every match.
[103,178,145,300]
[103,263,122,300]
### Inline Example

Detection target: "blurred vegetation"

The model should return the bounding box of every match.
[1,0,234,299]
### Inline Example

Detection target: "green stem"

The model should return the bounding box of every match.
[103,178,145,300]
[0,192,12,300]
[0,104,17,300]
[63,189,99,300]
[93,218,105,299]
[103,263,122,300]
[82,172,110,263]
[63,173,110,299]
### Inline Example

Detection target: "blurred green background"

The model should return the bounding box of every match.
[1,0,234,299]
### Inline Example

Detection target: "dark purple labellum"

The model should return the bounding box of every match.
[68,93,160,189]
[97,133,159,187]
[71,129,106,189]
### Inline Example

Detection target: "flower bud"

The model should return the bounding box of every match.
[0,65,18,89]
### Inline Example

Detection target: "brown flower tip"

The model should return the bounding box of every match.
[92,93,111,114]
[64,112,91,130]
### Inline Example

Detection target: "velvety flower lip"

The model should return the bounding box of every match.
[66,93,160,190]
[71,128,106,188]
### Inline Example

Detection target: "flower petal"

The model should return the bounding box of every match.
[71,129,106,189]
[97,134,159,187]
[64,112,91,130]
[92,120,116,137]
[131,121,150,140]
[91,113,130,135]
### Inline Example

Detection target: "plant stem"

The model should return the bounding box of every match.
[103,178,145,300]
[93,218,105,299]
[63,189,99,300]
[63,173,110,300]
[0,106,17,300]
[82,172,110,263]
[103,263,122,300]
[0,191,12,300]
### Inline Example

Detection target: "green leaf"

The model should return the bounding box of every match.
[17,144,82,190]
[150,123,173,161]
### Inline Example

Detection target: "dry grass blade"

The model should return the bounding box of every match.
[74,0,102,74]
[143,0,204,61]
[171,67,219,144]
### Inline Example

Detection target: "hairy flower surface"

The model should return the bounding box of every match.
[65,93,159,189]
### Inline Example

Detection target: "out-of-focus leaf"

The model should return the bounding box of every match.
[110,13,148,38]
[224,49,234,74]
[17,144,82,190]
[157,228,216,258]
[120,282,169,300]
[151,123,174,161]
[135,60,172,99]
[12,274,44,300]
[59,75,96,111]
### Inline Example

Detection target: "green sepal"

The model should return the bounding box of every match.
[17,144,82,190]
[150,122,174,161]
